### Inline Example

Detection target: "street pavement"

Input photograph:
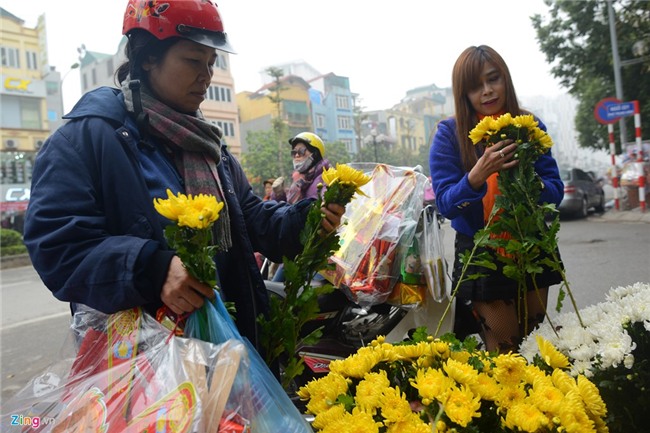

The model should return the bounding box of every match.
[590,206,650,224]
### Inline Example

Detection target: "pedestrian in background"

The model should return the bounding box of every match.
[429,45,564,352]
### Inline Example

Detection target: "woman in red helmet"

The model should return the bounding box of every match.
[24,0,344,350]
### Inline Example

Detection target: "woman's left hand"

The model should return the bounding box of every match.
[320,203,345,233]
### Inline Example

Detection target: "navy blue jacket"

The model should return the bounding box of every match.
[24,87,310,347]
[429,117,564,237]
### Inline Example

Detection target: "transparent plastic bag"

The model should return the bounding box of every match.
[325,164,427,307]
[185,292,312,433]
[1,306,252,433]
[419,205,449,302]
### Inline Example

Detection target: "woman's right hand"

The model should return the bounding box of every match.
[468,139,518,190]
[160,256,215,315]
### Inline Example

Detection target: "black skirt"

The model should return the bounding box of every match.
[452,231,564,301]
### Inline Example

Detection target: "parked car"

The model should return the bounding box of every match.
[558,167,605,218]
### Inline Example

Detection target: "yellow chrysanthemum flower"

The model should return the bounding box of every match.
[512,114,538,130]
[386,412,430,433]
[392,341,431,360]
[558,391,595,433]
[329,346,382,378]
[504,402,549,433]
[495,384,527,410]
[443,358,479,387]
[320,409,382,433]
[430,340,451,358]
[552,369,578,395]
[468,116,498,144]
[443,385,482,427]
[321,163,371,193]
[536,336,570,369]
[411,367,453,401]
[355,371,391,413]
[493,353,527,386]
[154,189,223,229]
[528,383,564,415]
[494,112,515,131]
[470,372,501,401]
[577,375,607,417]
[153,189,188,222]
[312,404,347,430]
[379,386,412,424]
[301,373,349,415]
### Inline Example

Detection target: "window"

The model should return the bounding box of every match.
[1,46,21,68]
[82,73,88,91]
[341,138,353,153]
[91,68,97,86]
[26,51,38,70]
[211,120,235,137]
[0,95,41,129]
[337,115,351,130]
[107,58,114,76]
[336,94,350,110]
[316,114,326,129]
[207,85,232,102]
[215,53,228,70]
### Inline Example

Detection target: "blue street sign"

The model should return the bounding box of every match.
[606,101,635,118]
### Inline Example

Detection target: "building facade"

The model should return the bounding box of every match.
[0,8,60,232]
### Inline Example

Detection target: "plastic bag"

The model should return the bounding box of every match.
[325,164,428,307]
[419,205,449,302]
[185,293,312,433]
[1,306,252,433]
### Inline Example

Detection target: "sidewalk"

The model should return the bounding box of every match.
[592,206,650,224]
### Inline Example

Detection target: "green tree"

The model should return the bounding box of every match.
[241,130,292,191]
[532,0,650,152]
[266,66,290,177]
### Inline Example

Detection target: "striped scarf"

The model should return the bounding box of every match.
[123,81,232,251]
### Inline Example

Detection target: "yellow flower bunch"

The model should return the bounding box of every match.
[299,334,608,433]
[469,113,554,151]
[153,188,224,229]
[322,163,372,197]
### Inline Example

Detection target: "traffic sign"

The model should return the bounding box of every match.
[606,101,635,118]
[594,98,637,124]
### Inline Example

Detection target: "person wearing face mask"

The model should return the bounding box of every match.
[285,132,330,204]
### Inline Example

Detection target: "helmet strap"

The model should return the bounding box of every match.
[128,79,151,145]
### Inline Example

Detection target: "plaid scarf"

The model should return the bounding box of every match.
[123,80,232,251]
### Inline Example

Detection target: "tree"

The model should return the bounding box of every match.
[532,0,650,152]
[241,130,292,194]
[266,66,290,177]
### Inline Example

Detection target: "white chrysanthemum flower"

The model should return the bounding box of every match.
[624,353,635,369]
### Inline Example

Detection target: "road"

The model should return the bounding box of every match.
[1,214,649,404]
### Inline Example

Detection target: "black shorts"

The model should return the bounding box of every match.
[452,231,564,302]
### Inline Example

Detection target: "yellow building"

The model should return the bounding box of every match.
[236,75,312,151]
[1,7,60,230]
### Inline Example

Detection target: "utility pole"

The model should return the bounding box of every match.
[607,0,628,150]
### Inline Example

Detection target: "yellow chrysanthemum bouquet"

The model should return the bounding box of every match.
[299,331,608,433]
[463,114,578,327]
[154,189,224,289]
[259,164,371,390]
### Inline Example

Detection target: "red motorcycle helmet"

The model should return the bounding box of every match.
[123,0,235,53]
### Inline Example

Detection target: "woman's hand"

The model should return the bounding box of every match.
[468,139,519,190]
[320,203,345,234]
[161,256,215,315]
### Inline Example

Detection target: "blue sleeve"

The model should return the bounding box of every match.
[429,119,486,222]
[534,119,564,206]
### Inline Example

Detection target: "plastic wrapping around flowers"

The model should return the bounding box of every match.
[324,163,430,308]
[2,299,310,433]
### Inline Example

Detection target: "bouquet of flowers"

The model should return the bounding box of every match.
[259,163,371,390]
[521,282,650,433]
[298,330,608,433]
[460,113,579,330]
